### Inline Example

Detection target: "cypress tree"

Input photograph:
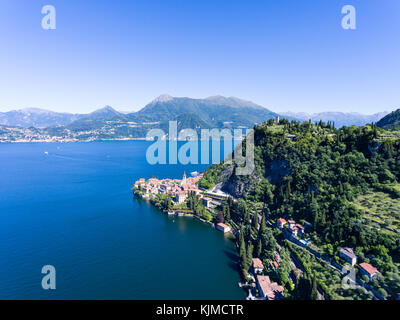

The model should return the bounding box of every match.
[256,237,262,258]
[246,244,254,271]
[239,236,247,270]
[226,205,231,221]
[311,275,318,300]
[259,213,267,234]
[253,212,259,230]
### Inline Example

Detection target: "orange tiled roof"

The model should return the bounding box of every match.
[360,262,379,275]
[217,223,229,229]
[252,258,264,269]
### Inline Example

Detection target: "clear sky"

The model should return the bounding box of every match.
[0,0,399,114]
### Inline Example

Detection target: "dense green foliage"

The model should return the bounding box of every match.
[207,119,400,299]
[377,108,400,130]
[198,164,228,189]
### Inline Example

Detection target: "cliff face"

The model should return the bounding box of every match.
[220,165,261,198]
[217,158,290,199]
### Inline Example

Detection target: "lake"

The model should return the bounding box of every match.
[0,141,244,299]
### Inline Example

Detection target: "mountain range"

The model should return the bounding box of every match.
[0,95,396,142]
[0,95,279,130]
[0,108,84,128]
[280,111,389,128]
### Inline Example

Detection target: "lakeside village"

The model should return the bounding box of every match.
[133,172,232,232]
[133,172,384,301]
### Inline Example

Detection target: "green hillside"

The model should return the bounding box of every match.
[377,109,400,130]
[200,119,400,299]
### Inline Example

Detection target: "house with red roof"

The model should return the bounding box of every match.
[256,275,284,300]
[276,218,287,229]
[359,262,379,280]
[216,223,231,233]
[252,258,264,274]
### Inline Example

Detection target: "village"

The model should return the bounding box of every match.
[133,173,384,301]
[133,172,232,233]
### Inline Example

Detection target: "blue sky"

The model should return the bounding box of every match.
[0,0,399,114]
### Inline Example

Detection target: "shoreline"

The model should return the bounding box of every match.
[0,137,245,144]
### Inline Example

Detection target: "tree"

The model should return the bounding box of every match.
[239,236,247,270]
[252,212,259,231]
[377,288,388,299]
[255,237,262,258]
[294,274,312,300]
[216,211,224,224]
[310,275,318,300]
[224,205,231,221]
[259,213,267,234]
[246,244,254,271]
[261,228,277,259]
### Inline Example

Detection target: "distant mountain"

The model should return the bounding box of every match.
[3,95,391,142]
[0,108,84,128]
[377,109,400,130]
[280,111,389,128]
[0,95,284,142]
[133,95,279,128]
[158,113,213,135]
[81,105,124,121]
[64,106,129,131]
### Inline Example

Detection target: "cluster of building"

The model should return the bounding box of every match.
[277,218,305,237]
[134,172,234,235]
[339,247,380,280]
[0,121,160,143]
[277,218,310,247]
[251,258,285,300]
[276,219,381,282]
[134,172,208,205]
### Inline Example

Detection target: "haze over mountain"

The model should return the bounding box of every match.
[280,111,390,128]
[0,108,84,128]
[0,95,395,142]
[0,95,280,130]
[0,95,283,142]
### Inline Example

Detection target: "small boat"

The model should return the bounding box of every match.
[167,211,176,215]
[44,151,49,155]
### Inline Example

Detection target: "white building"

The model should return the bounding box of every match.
[339,248,357,266]
[202,197,212,208]
[175,192,187,204]
[216,223,231,233]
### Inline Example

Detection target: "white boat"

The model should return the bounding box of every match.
[44,151,49,155]
[167,211,176,215]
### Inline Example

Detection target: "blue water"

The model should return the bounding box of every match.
[0,141,244,299]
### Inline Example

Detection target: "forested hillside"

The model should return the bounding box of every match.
[377,109,400,130]
[201,119,400,299]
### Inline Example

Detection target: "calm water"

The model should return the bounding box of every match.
[0,141,244,299]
